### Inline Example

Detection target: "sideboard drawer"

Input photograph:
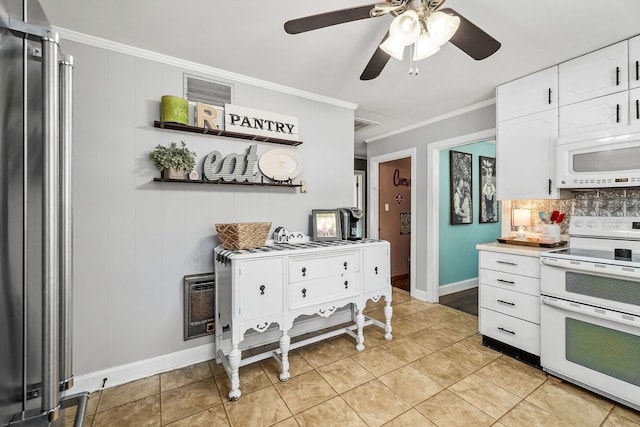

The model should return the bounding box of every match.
[288,251,359,283]
[480,284,540,324]
[288,274,358,310]
[479,251,540,278]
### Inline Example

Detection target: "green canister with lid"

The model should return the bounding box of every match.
[161,95,189,124]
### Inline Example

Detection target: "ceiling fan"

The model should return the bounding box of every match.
[284,0,501,80]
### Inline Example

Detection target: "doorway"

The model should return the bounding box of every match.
[369,148,417,296]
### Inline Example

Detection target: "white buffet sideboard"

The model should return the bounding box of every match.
[214,239,392,400]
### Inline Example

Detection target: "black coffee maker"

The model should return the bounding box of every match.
[338,207,363,240]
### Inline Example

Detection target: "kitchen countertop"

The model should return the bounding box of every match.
[476,241,565,257]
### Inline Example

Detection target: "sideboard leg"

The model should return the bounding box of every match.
[228,346,242,400]
[383,299,393,340]
[279,333,291,381]
[355,308,365,351]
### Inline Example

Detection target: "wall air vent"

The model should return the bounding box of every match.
[184,74,233,107]
[354,117,380,132]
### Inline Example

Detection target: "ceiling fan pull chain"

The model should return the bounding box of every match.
[409,44,414,75]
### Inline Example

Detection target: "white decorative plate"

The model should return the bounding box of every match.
[258,149,303,181]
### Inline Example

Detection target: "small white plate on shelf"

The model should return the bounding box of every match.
[258,149,303,181]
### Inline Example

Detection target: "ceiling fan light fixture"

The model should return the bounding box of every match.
[413,32,440,60]
[426,11,460,46]
[388,10,421,46]
[380,36,405,60]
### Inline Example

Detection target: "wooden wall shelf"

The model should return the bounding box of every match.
[153,177,301,188]
[153,121,303,146]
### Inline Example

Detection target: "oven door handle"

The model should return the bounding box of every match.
[541,258,640,280]
[541,295,640,328]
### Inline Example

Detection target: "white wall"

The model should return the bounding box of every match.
[366,105,496,298]
[62,39,355,377]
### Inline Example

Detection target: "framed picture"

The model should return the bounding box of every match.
[450,150,473,225]
[311,209,342,241]
[479,156,499,223]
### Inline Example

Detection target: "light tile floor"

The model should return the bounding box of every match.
[67,288,640,426]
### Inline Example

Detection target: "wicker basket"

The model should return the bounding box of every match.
[215,222,272,250]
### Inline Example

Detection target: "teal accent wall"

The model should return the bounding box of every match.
[439,141,501,286]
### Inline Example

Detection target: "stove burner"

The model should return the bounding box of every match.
[615,248,632,261]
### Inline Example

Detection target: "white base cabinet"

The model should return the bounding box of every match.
[478,247,543,361]
[214,240,392,400]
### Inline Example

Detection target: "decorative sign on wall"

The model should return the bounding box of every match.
[203,144,259,182]
[196,102,219,130]
[395,193,404,205]
[400,212,411,235]
[393,169,411,186]
[225,104,299,142]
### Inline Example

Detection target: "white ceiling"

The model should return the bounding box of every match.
[40,0,640,156]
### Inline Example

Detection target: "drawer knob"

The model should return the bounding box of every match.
[259,285,265,295]
[302,288,307,298]
[344,280,349,289]
[374,266,378,275]
[344,262,348,270]
[302,267,307,277]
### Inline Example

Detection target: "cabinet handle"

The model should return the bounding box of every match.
[636,60,639,82]
[616,66,620,86]
[374,266,379,275]
[344,280,349,289]
[302,267,306,277]
[343,261,348,270]
[497,278,515,285]
[548,178,552,195]
[616,104,620,123]
[259,285,265,295]
[302,288,307,298]
[636,99,639,120]
[548,88,552,105]
[496,260,517,266]
[497,326,516,335]
[497,299,515,306]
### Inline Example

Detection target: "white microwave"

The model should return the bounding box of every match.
[556,129,640,188]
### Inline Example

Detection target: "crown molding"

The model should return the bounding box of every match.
[364,98,496,143]
[53,26,358,111]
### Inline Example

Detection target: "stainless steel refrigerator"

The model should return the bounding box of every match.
[1,1,87,425]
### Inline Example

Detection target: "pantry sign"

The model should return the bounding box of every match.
[224,104,299,142]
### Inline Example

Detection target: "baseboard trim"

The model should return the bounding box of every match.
[68,310,353,394]
[438,278,478,297]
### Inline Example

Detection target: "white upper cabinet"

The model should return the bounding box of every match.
[496,109,559,200]
[497,66,558,121]
[559,41,628,106]
[630,35,640,89]
[559,91,629,137]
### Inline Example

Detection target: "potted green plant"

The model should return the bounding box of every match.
[150,141,196,179]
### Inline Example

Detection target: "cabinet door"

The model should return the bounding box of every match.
[236,258,283,321]
[630,88,640,126]
[559,91,629,137]
[496,109,559,200]
[559,41,628,106]
[363,244,390,293]
[497,66,558,121]
[629,35,640,89]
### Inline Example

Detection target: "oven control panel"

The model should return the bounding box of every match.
[570,216,640,239]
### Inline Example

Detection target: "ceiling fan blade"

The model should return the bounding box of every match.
[360,32,392,80]
[440,8,501,60]
[284,4,377,34]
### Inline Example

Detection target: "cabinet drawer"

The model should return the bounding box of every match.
[480,308,540,355]
[289,251,358,283]
[480,284,540,324]
[288,274,358,310]
[479,251,540,278]
[479,268,540,296]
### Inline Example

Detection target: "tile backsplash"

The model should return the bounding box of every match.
[510,188,640,235]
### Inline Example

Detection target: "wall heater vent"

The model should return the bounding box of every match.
[183,74,233,107]
[183,273,215,340]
